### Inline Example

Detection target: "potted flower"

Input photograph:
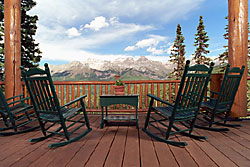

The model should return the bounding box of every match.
[114,75,125,95]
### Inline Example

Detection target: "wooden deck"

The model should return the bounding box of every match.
[1,114,250,167]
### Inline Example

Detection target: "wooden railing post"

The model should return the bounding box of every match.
[4,0,22,99]
[228,0,248,117]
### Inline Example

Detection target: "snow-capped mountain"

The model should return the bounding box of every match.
[47,56,174,81]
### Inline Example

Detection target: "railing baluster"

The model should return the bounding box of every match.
[169,83,172,103]
[105,85,108,94]
[157,83,160,106]
[71,85,75,107]
[110,85,114,109]
[66,85,69,104]
[139,84,143,109]
[77,85,80,107]
[163,83,166,102]
[56,85,59,105]
[134,84,137,94]
[175,82,178,99]
[82,85,85,103]
[88,85,91,109]
[151,83,154,94]
[94,85,97,109]
[145,83,148,108]
[61,85,64,105]
[128,84,131,109]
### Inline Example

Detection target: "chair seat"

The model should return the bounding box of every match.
[40,107,80,122]
[153,106,196,120]
[9,103,33,115]
[201,101,229,112]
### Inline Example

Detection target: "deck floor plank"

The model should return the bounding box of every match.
[84,126,119,167]
[66,126,108,167]
[139,128,160,167]
[196,128,249,167]
[182,136,217,167]
[47,116,100,167]
[122,126,140,167]
[0,115,250,167]
[104,126,128,167]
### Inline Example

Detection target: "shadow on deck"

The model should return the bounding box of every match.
[1,114,250,167]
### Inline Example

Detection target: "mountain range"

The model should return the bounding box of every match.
[48,56,174,81]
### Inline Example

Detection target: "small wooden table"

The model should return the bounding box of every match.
[100,94,139,129]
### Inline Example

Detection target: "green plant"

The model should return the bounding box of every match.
[115,75,125,86]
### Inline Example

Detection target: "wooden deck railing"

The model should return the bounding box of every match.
[1,77,250,113]
[0,80,180,112]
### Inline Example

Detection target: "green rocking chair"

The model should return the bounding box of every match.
[142,60,214,146]
[195,64,245,131]
[0,88,38,135]
[21,63,92,148]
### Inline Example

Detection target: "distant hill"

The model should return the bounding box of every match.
[48,56,174,81]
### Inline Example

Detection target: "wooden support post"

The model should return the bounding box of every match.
[228,0,248,117]
[4,0,21,99]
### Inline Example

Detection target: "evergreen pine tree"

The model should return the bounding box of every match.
[193,16,211,65]
[169,24,186,80]
[217,16,229,71]
[218,16,250,72]
[20,0,42,68]
[0,0,42,80]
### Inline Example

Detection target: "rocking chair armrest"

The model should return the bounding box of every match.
[203,96,217,101]
[210,90,219,95]
[147,94,173,106]
[6,94,25,101]
[8,96,30,105]
[62,95,87,107]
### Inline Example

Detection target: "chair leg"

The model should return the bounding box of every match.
[80,100,91,130]
[144,98,154,129]
[1,113,9,127]
[165,118,174,139]
[209,110,216,128]
[61,121,70,140]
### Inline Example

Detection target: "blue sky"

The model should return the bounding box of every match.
[29,0,241,65]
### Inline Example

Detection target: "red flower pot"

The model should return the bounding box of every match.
[114,86,125,95]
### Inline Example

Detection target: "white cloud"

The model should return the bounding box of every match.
[146,47,164,55]
[27,0,205,64]
[124,46,137,51]
[66,27,81,38]
[124,35,168,55]
[29,0,204,26]
[136,38,159,48]
[40,41,170,63]
[84,16,109,31]
[35,17,153,50]
[110,17,119,25]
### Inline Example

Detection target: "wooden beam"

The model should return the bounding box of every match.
[228,0,248,117]
[4,0,21,99]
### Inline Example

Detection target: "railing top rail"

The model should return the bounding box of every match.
[0,76,250,85]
